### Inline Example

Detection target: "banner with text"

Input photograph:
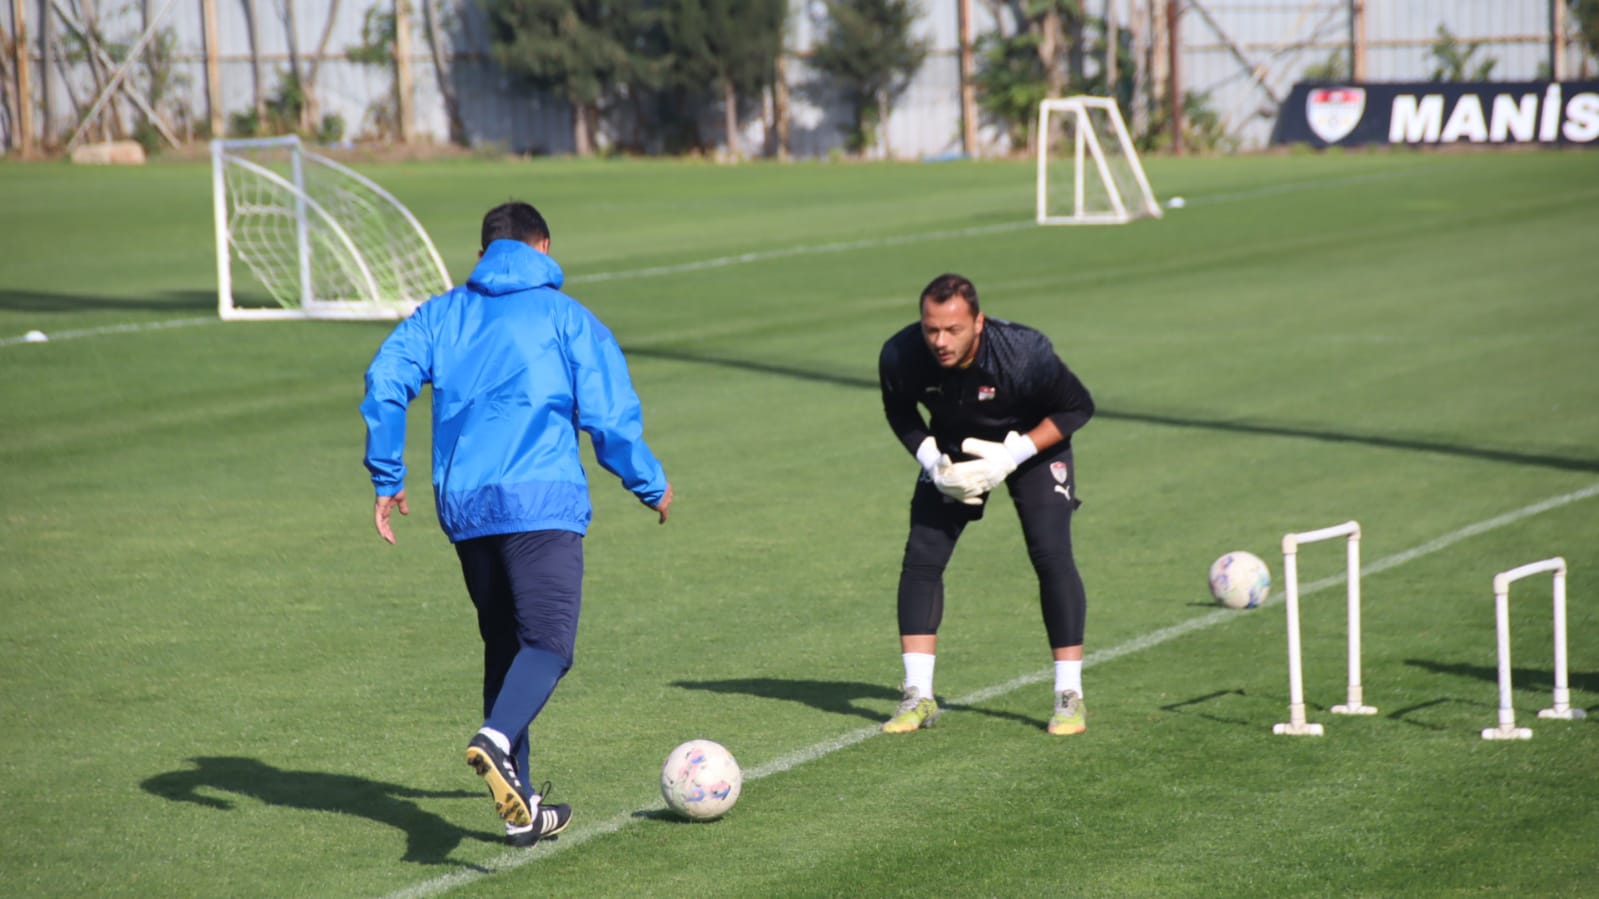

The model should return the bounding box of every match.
[1271,81,1599,148]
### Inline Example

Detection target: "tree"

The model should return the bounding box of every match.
[1428,25,1496,82]
[972,0,1084,153]
[661,0,785,159]
[420,0,466,145]
[972,29,1050,149]
[809,0,928,156]
[1571,0,1599,64]
[347,4,400,139]
[482,0,657,156]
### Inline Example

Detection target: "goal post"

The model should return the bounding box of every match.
[211,136,451,321]
[1036,97,1162,225]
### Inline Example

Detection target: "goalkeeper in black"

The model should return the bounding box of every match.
[878,273,1095,736]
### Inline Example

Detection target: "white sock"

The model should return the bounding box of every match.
[1054,660,1083,696]
[478,726,512,755]
[903,652,936,698]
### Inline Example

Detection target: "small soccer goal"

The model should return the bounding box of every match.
[211,136,451,320]
[1036,97,1162,226]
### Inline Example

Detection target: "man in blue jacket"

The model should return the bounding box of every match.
[361,201,673,848]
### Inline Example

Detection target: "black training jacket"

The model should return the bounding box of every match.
[878,317,1095,459]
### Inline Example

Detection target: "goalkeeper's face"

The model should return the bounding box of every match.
[920,297,984,369]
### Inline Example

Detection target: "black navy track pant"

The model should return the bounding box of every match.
[897,445,1086,649]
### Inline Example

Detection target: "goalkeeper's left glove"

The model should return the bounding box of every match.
[951,431,1039,494]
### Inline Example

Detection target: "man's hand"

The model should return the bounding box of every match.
[953,431,1039,494]
[931,456,985,505]
[917,437,982,504]
[374,490,409,544]
[649,483,674,524]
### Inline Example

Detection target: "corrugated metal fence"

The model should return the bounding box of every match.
[1,0,1593,157]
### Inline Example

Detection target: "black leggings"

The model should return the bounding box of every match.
[896,446,1086,649]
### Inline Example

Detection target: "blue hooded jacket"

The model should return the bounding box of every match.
[361,239,668,542]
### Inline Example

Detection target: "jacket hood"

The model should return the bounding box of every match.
[466,239,565,296]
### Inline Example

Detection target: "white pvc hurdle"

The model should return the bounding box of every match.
[1274,520,1376,736]
[1481,557,1587,741]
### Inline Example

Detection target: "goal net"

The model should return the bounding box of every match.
[211,136,451,320]
[1036,97,1162,225]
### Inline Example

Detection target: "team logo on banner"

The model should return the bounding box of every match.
[1307,86,1366,143]
[1050,461,1068,484]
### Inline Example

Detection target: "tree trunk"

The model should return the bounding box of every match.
[392,0,414,143]
[1039,7,1066,98]
[40,0,55,147]
[771,50,789,160]
[421,0,464,145]
[282,0,305,131]
[303,0,344,136]
[721,75,739,160]
[573,101,592,156]
[877,90,892,158]
[0,18,15,152]
[243,0,265,126]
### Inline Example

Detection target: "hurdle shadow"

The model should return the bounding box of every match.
[140,756,491,867]
[670,677,1039,729]
[1405,659,1599,697]
[1382,697,1495,731]
[1158,689,1254,726]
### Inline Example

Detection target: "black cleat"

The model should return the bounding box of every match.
[465,734,532,827]
[505,800,573,847]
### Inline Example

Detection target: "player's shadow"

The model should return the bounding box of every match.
[0,288,216,313]
[670,677,1038,729]
[140,756,491,867]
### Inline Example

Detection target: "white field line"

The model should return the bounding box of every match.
[382,479,1599,899]
[2,163,1436,350]
[0,316,217,347]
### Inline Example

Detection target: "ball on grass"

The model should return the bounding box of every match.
[1209,551,1270,609]
[660,739,742,821]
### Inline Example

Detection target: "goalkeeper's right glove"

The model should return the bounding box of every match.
[917,437,984,505]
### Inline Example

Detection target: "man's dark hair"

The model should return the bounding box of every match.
[920,273,980,315]
[481,201,551,250]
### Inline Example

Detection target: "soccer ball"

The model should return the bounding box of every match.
[1209,551,1271,609]
[660,739,742,821]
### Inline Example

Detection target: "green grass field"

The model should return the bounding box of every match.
[2,148,1597,898]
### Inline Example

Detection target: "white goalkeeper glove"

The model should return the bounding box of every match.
[916,437,984,505]
[950,431,1039,494]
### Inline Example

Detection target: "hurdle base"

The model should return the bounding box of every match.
[1538,707,1587,720]
[1273,722,1325,736]
[1331,704,1378,715]
[1481,725,1533,740]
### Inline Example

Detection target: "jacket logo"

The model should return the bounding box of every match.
[924,385,942,396]
[1307,86,1365,144]
[977,386,996,401]
[1050,461,1068,484]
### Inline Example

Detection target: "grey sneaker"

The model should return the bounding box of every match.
[882,683,941,733]
[1048,689,1086,735]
